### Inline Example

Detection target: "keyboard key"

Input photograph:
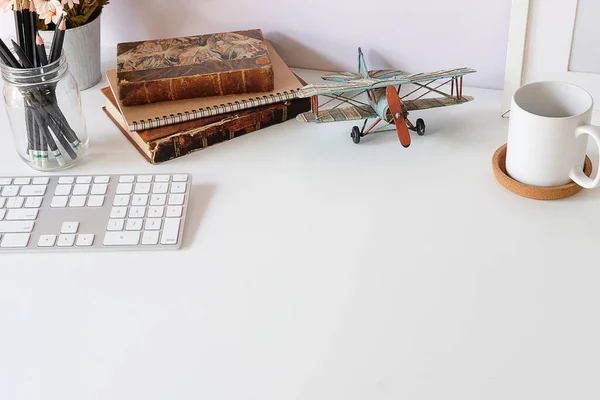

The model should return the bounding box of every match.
[90,183,107,195]
[1,233,30,248]
[150,194,166,206]
[13,178,31,185]
[119,175,135,183]
[32,177,49,185]
[20,185,47,196]
[0,221,34,233]
[173,174,188,182]
[72,184,90,195]
[128,207,145,218]
[110,207,127,218]
[136,175,153,183]
[69,196,86,207]
[107,219,125,231]
[94,176,110,184]
[2,186,20,197]
[131,195,148,206]
[125,219,143,231]
[6,197,25,209]
[0,178,12,185]
[61,222,79,234]
[161,218,181,245]
[57,234,76,247]
[76,234,95,246]
[51,196,69,208]
[24,197,43,208]
[142,231,159,245]
[38,234,56,247]
[152,183,168,194]
[0,209,5,220]
[6,209,38,221]
[113,195,130,206]
[145,218,162,230]
[87,195,105,207]
[168,194,185,205]
[76,176,92,184]
[103,231,141,246]
[148,206,164,218]
[116,183,133,194]
[166,206,183,218]
[58,177,74,184]
[0,198,5,208]
[170,182,187,193]
[155,175,170,182]
[134,183,151,194]
[54,184,71,196]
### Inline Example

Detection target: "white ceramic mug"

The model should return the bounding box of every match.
[506,81,600,188]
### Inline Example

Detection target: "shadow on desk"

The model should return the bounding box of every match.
[182,183,216,249]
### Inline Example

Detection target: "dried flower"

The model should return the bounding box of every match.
[1,0,109,29]
[61,0,79,8]
[35,0,65,24]
[0,0,16,12]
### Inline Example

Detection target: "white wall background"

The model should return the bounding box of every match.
[0,0,512,89]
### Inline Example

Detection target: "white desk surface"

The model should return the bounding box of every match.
[1,49,600,400]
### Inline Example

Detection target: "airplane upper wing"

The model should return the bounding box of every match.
[322,72,363,82]
[368,69,410,79]
[403,95,474,111]
[296,105,377,123]
[296,67,476,98]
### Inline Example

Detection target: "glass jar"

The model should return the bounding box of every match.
[1,54,88,171]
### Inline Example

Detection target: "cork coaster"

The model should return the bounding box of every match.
[492,144,593,200]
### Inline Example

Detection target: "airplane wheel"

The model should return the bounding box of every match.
[416,118,426,136]
[351,126,361,144]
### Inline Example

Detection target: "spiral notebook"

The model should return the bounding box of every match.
[106,42,305,131]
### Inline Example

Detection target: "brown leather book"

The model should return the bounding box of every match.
[117,29,275,106]
[102,87,310,164]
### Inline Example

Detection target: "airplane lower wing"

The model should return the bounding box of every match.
[403,95,474,111]
[296,105,377,123]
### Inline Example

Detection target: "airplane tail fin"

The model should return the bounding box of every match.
[358,47,368,79]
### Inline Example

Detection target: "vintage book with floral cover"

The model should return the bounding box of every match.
[116,29,274,106]
[102,88,310,164]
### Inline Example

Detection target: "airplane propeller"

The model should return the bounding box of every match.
[385,85,411,148]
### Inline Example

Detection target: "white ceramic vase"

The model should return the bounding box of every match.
[40,13,102,91]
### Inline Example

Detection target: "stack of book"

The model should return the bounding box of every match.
[102,30,310,164]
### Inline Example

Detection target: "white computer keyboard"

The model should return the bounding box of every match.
[0,173,191,251]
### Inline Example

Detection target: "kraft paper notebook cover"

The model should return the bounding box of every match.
[106,42,304,132]
[101,87,311,164]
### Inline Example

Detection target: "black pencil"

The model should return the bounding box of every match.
[21,0,33,63]
[49,18,66,63]
[36,34,48,66]
[39,123,65,166]
[0,38,21,68]
[11,39,33,68]
[13,2,25,49]
[29,0,39,67]
[48,14,64,63]
[30,111,69,164]
[31,117,40,164]
[24,108,35,161]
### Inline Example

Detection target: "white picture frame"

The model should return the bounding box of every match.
[502,0,600,120]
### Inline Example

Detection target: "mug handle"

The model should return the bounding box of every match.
[570,124,600,189]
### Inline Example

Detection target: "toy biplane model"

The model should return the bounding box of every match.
[295,48,476,147]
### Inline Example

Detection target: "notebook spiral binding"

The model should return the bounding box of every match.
[132,90,301,131]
